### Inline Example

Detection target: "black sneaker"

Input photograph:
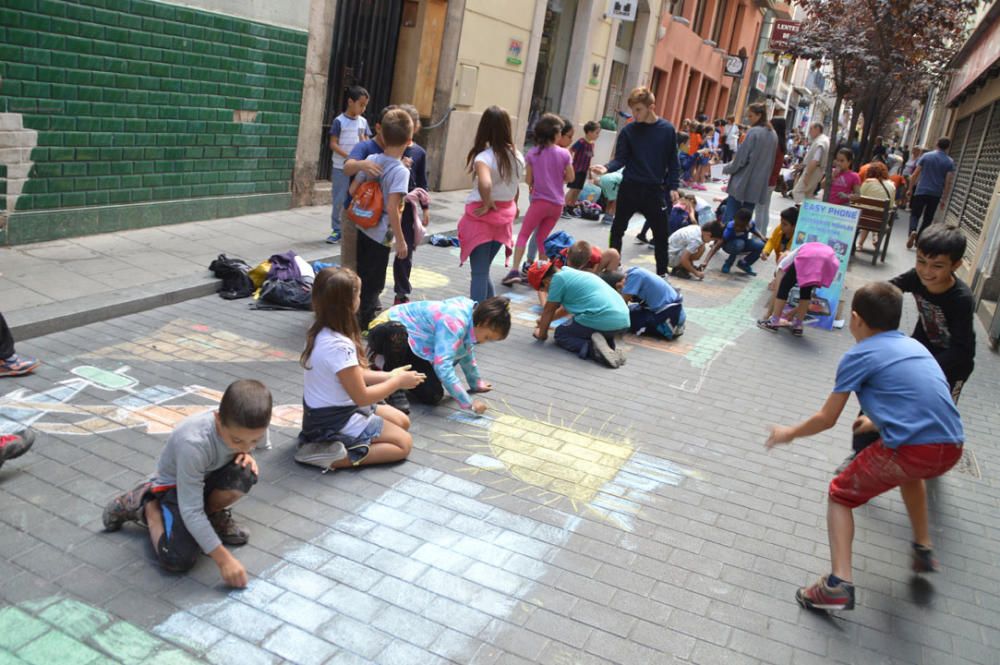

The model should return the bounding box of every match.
[635,234,650,244]
[208,509,249,546]
[671,267,692,280]
[912,544,939,573]
[386,389,411,414]
[589,333,621,368]
[0,429,36,470]
[102,480,154,531]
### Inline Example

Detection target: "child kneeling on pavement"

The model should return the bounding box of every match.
[528,248,630,368]
[602,267,686,339]
[296,267,424,472]
[366,295,511,415]
[766,282,964,611]
[700,207,766,275]
[102,379,272,588]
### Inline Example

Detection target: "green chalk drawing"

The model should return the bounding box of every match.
[0,598,203,665]
[684,278,768,369]
[70,366,138,392]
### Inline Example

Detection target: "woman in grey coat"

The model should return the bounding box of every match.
[722,103,777,226]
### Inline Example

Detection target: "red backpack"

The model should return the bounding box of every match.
[347,180,383,229]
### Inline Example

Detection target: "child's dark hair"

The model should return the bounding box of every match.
[346,85,369,102]
[566,240,592,269]
[583,120,600,134]
[733,207,753,225]
[560,117,574,136]
[532,113,563,148]
[702,220,724,238]
[376,104,400,126]
[467,105,517,182]
[917,225,966,262]
[677,132,690,145]
[836,147,853,163]
[852,282,902,331]
[779,206,799,225]
[380,108,414,147]
[599,271,626,289]
[473,297,512,339]
[302,267,367,370]
[219,379,273,429]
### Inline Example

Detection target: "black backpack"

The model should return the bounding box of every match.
[209,254,254,300]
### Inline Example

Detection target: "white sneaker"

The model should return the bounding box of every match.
[295,441,348,473]
[589,333,621,368]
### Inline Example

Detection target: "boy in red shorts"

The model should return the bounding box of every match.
[766,282,964,611]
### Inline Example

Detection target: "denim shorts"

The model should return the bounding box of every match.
[344,414,385,466]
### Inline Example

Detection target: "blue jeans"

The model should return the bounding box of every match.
[723,196,755,224]
[469,241,502,303]
[330,166,350,233]
[722,237,764,266]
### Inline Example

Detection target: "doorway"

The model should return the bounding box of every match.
[318,0,404,180]
[528,0,579,135]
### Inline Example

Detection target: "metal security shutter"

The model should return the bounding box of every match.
[963,102,1000,240]
[944,115,972,227]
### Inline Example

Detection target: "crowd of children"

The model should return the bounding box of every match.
[53,82,968,622]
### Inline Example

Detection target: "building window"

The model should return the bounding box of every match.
[710,0,729,44]
[692,0,707,36]
[616,18,636,50]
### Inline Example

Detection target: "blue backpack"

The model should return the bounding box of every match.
[543,230,574,260]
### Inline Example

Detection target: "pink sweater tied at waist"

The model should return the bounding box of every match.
[457,199,517,266]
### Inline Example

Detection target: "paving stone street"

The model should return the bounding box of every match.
[1,198,999,665]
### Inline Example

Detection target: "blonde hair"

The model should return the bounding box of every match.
[627,86,655,107]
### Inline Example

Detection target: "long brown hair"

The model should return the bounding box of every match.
[300,267,368,370]
[466,105,517,182]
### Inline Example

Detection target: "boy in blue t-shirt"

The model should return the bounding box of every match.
[529,259,630,368]
[700,207,766,275]
[766,282,964,612]
[327,86,371,243]
[602,267,686,340]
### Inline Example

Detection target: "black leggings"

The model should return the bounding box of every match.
[367,321,444,405]
[776,264,814,301]
[0,312,14,360]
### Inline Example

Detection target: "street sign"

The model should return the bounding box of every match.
[723,55,746,78]
[769,19,801,52]
[607,0,637,21]
[755,71,768,93]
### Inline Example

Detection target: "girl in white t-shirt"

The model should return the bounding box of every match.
[457,105,525,303]
[296,267,425,471]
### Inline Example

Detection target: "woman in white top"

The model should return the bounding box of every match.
[456,106,524,303]
[854,161,896,253]
[296,267,425,471]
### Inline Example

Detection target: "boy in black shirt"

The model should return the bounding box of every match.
[850,226,975,459]
[889,225,975,401]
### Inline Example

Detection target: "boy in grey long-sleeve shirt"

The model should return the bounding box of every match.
[103,379,272,588]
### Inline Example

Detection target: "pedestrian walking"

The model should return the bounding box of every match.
[906,137,955,247]
[722,103,778,226]
[792,122,829,204]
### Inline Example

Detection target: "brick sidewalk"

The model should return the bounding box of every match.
[1,196,999,664]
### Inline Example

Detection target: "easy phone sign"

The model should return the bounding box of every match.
[790,200,860,330]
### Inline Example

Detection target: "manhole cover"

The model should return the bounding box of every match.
[953,447,981,479]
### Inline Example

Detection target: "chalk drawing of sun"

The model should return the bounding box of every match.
[442,404,697,530]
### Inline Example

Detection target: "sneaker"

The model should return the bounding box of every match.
[326,231,342,244]
[208,509,249,546]
[501,269,521,287]
[671,267,692,280]
[635,234,650,244]
[736,260,757,276]
[834,452,856,475]
[0,429,36,470]
[721,260,733,274]
[600,214,613,225]
[294,441,348,473]
[393,295,410,306]
[906,231,916,249]
[589,333,621,368]
[796,575,855,611]
[0,354,40,377]
[912,544,939,573]
[519,262,530,279]
[757,316,781,332]
[102,480,154,531]
[560,207,573,219]
[790,318,804,337]
[386,389,411,414]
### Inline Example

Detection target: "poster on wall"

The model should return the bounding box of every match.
[788,199,860,330]
[607,0,637,21]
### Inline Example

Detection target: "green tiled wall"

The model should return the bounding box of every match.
[0,0,308,244]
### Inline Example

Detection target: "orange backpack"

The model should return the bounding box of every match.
[347,180,383,229]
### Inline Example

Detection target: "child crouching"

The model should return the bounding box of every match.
[366,296,511,415]
[296,267,424,471]
[602,267,686,339]
[757,241,840,337]
[102,379,272,588]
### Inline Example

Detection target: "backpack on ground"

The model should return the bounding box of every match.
[209,254,254,300]
[347,181,384,229]
[253,279,312,310]
[543,230,574,260]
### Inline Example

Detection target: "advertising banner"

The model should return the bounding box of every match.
[788,199,860,330]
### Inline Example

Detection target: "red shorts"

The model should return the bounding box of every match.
[829,439,962,509]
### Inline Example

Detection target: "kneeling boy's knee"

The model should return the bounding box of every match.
[157,536,199,573]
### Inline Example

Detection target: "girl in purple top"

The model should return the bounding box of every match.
[502,114,574,286]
